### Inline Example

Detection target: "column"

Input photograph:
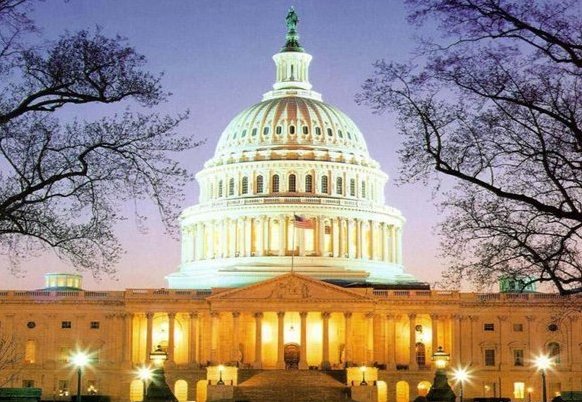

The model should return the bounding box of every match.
[570,316,580,370]
[189,312,199,365]
[210,312,220,364]
[332,218,340,257]
[452,314,462,366]
[386,314,396,369]
[431,314,439,358]
[167,312,176,364]
[344,312,352,366]
[408,313,417,368]
[207,222,215,259]
[254,312,263,368]
[232,312,241,363]
[366,313,374,364]
[263,217,270,253]
[219,219,227,258]
[469,315,478,364]
[145,312,154,362]
[299,312,308,369]
[318,217,325,256]
[244,217,252,256]
[355,219,362,258]
[396,227,402,264]
[322,312,331,369]
[391,226,397,263]
[498,315,507,368]
[181,229,189,262]
[256,217,264,256]
[277,312,286,368]
[122,313,133,366]
[279,216,286,256]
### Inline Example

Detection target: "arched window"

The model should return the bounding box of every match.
[327,128,333,137]
[209,183,214,199]
[336,177,343,195]
[272,174,280,193]
[547,342,561,363]
[241,177,248,195]
[289,125,295,135]
[361,181,366,198]
[302,126,309,134]
[321,175,328,194]
[417,381,432,397]
[415,342,426,367]
[305,175,313,193]
[350,179,356,196]
[24,340,36,364]
[174,380,188,402]
[218,180,223,197]
[129,380,143,402]
[288,174,296,192]
[228,178,235,196]
[256,175,264,193]
[263,126,270,135]
[396,381,409,402]
[276,126,282,135]
[315,127,322,136]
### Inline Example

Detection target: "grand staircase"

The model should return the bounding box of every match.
[232,369,352,402]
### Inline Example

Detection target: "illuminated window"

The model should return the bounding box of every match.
[513,382,525,399]
[484,349,496,366]
[321,175,328,193]
[350,179,355,196]
[228,178,235,196]
[174,380,188,402]
[305,175,313,193]
[548,342,560,363]
[288,174,296,192]
[415,342,426,367]
[58,380,70,397]
[513,349,524,366]
[241,177,249,195]
[336,177,343,195]
[272,175,280,193]
[24,340,36,364]
[256,176,264,193]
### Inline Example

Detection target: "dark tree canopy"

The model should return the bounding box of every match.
[358,0,582,295]
[0,0,197,276]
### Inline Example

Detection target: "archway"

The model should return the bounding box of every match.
[396,381,409,402]
[284,343,300,369]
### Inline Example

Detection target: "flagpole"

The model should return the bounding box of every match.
[291,213,296,272]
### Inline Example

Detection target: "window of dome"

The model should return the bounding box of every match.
[305,175,313,193]
[251,128,258,137]
[241,129,247,138]
[233,131,238,139]
[361,182,366,198]
[272,175,280,193]
[276,126,282,135]
[263,127,270,135]
[218,180,223,197]
[347,131,352,140]
[289,125,296,135]
[321,175,328,194]
[241,177,249,195]
[338,130,343,138]
[336,177,343,195]
[228,178,235,196]
[327,128,333,137]
[288,174,296,192]
[256,175,264,193]
[315,127,321,136]
[350,179,355,196]
[302,126,309,135]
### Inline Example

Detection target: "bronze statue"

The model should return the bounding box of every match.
[286,7,298,32]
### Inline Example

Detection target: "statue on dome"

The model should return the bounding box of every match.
[286,7,298,32]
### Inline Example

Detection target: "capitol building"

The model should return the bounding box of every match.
[0,10,580,402]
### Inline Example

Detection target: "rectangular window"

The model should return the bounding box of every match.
[513,349,524,366]
[22,380,34,388]
[58,380,69,397]
[485,349,496,366]
[513,323,524,332]
[514,382,525,399]
[484,323,495,331]
[61,321,71,329]
[58,347,71,363]
[90,321,100,329]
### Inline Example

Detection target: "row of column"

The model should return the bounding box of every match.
[181,216,402,264]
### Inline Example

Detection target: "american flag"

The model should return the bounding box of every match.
[293,214,314,229]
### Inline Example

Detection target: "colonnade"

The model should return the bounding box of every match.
[181,216,402,264]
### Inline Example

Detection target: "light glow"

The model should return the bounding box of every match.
[71,351,89,368]
[137,366,153,381]
[534,354,552,371]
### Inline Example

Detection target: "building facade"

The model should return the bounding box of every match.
[0,9,580,402]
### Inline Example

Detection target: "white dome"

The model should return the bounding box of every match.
[166,11,419,289]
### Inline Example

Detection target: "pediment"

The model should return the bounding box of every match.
[207,273,373,303]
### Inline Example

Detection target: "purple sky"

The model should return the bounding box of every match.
[0,0,446,290]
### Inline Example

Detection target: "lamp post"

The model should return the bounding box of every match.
[137,366,153,401]
[144,345,177,402]
[71,352,89,402]
[359,366,368,386]
[426,346,456,402]
[535,355,552,402]
[527,387,533,402]
[452,367,469,402]
[217,365,225,385]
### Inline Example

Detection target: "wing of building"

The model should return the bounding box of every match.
[0,9,580,402]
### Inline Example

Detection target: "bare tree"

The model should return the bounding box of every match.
[0,333,22,387]
[0,0,197,275]
[358,0,582,294]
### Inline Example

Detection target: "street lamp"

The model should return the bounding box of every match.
[137,366,153,401]
[452,367,470,402]
[535,355,552,402]
[71,352,89,402]
[217,365,225,385]
[144,346,177,402]
[527,387,533,402]
[359,366,368,386]
[426,346,455,402]
[149,345,168,367]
